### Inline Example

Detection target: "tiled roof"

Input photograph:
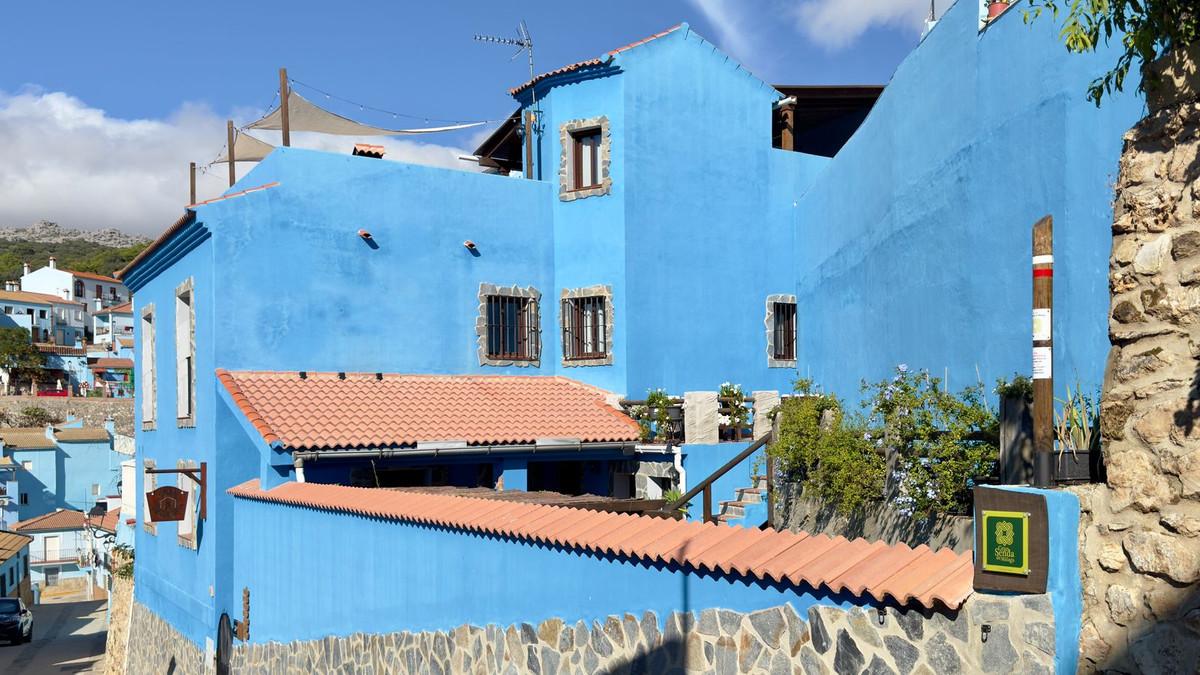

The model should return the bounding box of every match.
[229,480,974,610]
[0,531,32,563]
[0,428,54,449]
[217,371,640,450]
[118,337,134,348]
[0,290,55,306]
[36,343,86,356]
[91,358,134,370]
[13,509,85,533]
[86,508,120,534]
[509,24,682,96]
[100,301,132,315]
[68,269,122,284]
[54,427,110,443]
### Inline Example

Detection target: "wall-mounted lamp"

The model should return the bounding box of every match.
[463,240,477,250]
[359,229,379,250]
[359,229,372,240]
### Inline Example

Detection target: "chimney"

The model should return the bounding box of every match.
[21,262,29,276]
[94,298,102,312]
[48,256,57,270]
[61,289,70,301]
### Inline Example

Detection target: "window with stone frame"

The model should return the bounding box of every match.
[560,285,614,366]
[559,117,611,201]
[477,284,541,366]
[175,279,195,427]
[140,305,156,430]
[765,294,797,368]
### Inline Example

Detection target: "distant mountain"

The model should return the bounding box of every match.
[0,221,149,282]
[0,220,151,248]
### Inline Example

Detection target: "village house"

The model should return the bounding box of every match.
[0,530,32,603]
[19,258,130,341]
[91,301,133,350]
[0,286,87,347]
[118,3,1147,672]
[11,508,88,592]
[0,423,120,525]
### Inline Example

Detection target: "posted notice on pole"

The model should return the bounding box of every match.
[1032,308,1051,342]
[1033,347,1052,380]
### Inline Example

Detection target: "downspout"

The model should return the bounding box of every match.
[294,456,305,483]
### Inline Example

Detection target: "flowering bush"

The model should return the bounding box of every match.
[770,367,998,516]
[719,381,750,438]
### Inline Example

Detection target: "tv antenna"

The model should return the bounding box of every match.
[475,21,540,177]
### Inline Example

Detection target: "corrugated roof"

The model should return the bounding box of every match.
[0,531,32,563]
[54,427,110,442]
[13,509,85,533]
[229,480,973,610]
[508,24,682,96]
[0,428,54,449]
[217,370,640,451]
[86,507,120,534]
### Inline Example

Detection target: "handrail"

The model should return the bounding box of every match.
[663,431,775,524]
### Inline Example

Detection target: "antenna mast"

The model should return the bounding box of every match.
[475,21,539,178]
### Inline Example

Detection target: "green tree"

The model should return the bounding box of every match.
[0,327,44,393]
[1025,1,1198,105]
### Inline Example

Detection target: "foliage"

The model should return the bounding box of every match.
[770,368,999,516]
[865,366,999,516]
[1056,382,1101,455]
[769,378,885,513]
[718,381,750,432]
[662,488,688,515]
[0,327,45,387]
[0,240,146,282]
[994,373,1035,401]
[1024,0,1199,105]
[15,406,60,428]
[113,543,134,579]
[631,389,673,442]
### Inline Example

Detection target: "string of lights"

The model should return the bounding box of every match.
[286,77,503,125]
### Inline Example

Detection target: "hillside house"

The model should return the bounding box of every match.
[20,258,129,340]
[0,423,120,525]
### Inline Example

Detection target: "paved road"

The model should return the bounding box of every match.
[0,598,108,674]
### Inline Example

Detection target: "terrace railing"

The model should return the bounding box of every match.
[618,397,685,444]
[659,431,776,525]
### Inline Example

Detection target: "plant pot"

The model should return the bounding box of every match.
[1054,450,1094,483]
[987,1,1011,19]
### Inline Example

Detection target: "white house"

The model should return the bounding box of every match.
[91,301,133,349]
[20,258,129,340]
[0,287,87,346]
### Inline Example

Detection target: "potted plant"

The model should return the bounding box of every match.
[987,0,1012,20]
[995,375,1034,484]
[1054,383,1101,483]
[718,382,750,441]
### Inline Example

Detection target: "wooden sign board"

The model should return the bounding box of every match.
[146,485,189,522]
[973,486,1048,593]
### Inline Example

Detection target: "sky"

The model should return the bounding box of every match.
[0,0,954,235]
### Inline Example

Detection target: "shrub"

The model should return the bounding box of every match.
[16,406,59,428]
[995,374,1035,401]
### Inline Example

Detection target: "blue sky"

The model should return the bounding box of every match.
[0,0,952,233]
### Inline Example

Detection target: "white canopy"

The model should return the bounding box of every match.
[246,91,485,136]
[216,131,276,163]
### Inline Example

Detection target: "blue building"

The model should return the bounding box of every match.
[120,5,1142,665]
[11,509,88,589]
[0,423,121,525]
[0,530,32,602]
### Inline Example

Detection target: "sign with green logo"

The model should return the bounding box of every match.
[981,509,1029,575]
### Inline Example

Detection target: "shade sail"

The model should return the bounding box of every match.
[216,131,275,163]
[246,91,485,136]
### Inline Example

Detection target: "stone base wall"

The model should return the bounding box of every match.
[231,595,1052,674]
[127,601,206,675]
[0,395,134,435]
[776,483,975,553]
[102,561,133,675]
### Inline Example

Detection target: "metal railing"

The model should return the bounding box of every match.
[618,397,685,444]
[31,546,88,565]
[662,431,775,524]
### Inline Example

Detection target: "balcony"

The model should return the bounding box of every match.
[30,545,89,566]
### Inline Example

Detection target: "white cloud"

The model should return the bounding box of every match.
[791,0,946,50]
[686,0,763,68]
[0,88,481,235]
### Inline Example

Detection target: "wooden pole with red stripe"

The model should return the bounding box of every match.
[1032,216,1054,487]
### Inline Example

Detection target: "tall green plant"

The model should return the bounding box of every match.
[1056,382,1101,455]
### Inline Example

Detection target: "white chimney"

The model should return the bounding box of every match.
[61,289,70,301]
[48,256,57,270]
[94,298,102,311]
[21,262,29,276]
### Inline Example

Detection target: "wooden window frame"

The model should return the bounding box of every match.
[558,116,611,201]
[560,285,613,366]
[570,128,602,192]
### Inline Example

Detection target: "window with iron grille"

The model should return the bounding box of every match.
[772,301,796,360]
[485,295,539,361]
[562,295,608,360]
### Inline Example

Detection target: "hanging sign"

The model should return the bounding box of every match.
[981,510,1030,575]
[146,485,189,522]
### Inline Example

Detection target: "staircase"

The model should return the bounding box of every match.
[715,474,769,526]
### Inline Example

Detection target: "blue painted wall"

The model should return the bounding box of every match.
[792,0,1145,399]
[231,494,855,644]
[8,434,118,521]
[0,544,28,598]
[681,442,766,525]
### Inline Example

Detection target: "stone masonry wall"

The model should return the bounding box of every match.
[0,395,134,435]
[127,601,206,675]
[1071,46,1200,673]
[230,594,1053,674]
[102,553,133,675]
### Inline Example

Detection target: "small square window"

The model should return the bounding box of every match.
[485,295,539,361]
[18,493,27,505]
[570,129,602,191]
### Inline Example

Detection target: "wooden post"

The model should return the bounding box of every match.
[226,120,236,187]
[766,453,775,528]
[279,68,291,148]
[523,110,533,179]
[189,162,196,204]
[703,484,712,524]
[1032,216,1054,487]
[779,103,795,151]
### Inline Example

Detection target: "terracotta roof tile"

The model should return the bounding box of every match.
[36,343,86,356]
[90,358,134,370]
[13,509,85,533]
[217,370,640,450]
[229,480,974,610]
[67,269,122,284]
[508,25,682,96]
[54,427,110,442]
[0,530,32,563]
[0,428,55,449]
[99,302,132,315]
[86,507,121,534]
